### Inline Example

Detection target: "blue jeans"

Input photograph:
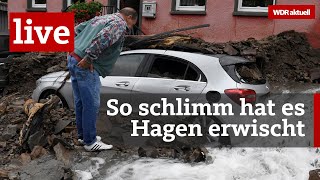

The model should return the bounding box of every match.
[67,55,101,145]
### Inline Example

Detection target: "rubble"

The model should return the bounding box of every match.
[309,169,320,180]
[126,30,320,83]
[0,30,318,178]
[30,146,48,160]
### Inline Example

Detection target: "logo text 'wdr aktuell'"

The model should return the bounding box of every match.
[10,13,74,52]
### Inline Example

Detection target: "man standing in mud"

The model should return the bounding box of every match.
[67,8,138,151]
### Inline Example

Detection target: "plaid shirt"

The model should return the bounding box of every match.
[75,13,128,62]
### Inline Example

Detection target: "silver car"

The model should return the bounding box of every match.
[32,49,270,144]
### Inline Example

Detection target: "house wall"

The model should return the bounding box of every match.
[139,0,320,48]
[8,0,64,12]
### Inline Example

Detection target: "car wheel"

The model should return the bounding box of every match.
[40,90,68,108]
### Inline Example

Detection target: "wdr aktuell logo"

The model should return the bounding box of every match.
[9,12,74,52]
[268,5,316,19]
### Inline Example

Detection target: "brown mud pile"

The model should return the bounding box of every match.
[125,30,320,83]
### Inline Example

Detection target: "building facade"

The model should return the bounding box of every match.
[7,0,320,47]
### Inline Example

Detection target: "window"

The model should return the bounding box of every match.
[66,0,85,7]
[234,0,276,16]
[147,56,205,82]
[109,54,145,76]
[171,0,206,14]
[32,0,46,8]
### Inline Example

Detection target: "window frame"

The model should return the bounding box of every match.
[32,0,46,8]
[171,0,206,15]
[27,0,46,11]
[233,0,276,17]
[142,54,207,82]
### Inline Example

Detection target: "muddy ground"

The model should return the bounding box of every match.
[0,31,319,179]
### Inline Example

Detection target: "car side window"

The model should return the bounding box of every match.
[147,57,188,80]
[109,54,145,76]
[185,65,200,81]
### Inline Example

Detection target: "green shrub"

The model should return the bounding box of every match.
[67,1,102,24]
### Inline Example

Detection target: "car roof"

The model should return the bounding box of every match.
[121,49,250,65]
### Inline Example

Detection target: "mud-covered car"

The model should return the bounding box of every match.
[32,50,270,145]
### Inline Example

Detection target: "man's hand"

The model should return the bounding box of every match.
[77,59,94,72]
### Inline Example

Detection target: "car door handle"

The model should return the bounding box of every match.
[115,81,130,87]
[174,85,190,91]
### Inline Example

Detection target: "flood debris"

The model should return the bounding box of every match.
[309,169,320,180]
[0,30,319,178]
[125,30,320,83]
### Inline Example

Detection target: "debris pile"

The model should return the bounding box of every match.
[125,30,320,83]
[4,52,67,95]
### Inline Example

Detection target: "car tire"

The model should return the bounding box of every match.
[40,90,69,108]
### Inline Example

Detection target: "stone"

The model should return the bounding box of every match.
[47,65,61,73]
[18,156,64,180]
[310,68,320,82]
[27,130,47,151]
[0,141,6,148]
[8,171,19,180]
[309,169,320,180]
[1,125,18,141]
[53,143,72,167]
[20,153,31,165]
[30,146,48,160]
[223,44,239,55]
[12,98,25,106]
[0,169,9,178]
[241,48,257,56]
[185,147,206,163]
[54,120,72,134]
[138,147,147,157]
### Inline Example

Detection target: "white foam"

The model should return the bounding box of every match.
[104,148,318,180]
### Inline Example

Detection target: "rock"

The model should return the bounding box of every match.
[0,101,8,115]
[8,171,19,180]
[241,48,257,56]
[310,68,320,83]
[1,124,18,141]
[53,143,72,167]
[27,130,47,151]
[20,153,31,165]
[11,117,24,124]
[309,169,320,180]
[54,120,72,134]
[138,147,147,157]
[223,44,239,55]
[12,98,25,106]
[184,147,206,163]
[18,155,64,180]
[0,141,6,148]
[30,146,48,160]
[47,65,61,73]
[0,169,9,178]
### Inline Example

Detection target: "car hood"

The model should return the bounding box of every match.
[39,71,69,81]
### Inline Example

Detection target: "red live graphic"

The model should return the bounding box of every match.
[268,5,315,19]
[10,13,75,52]
[315,94,320,147]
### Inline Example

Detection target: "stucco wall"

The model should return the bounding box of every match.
[8,0,64,12]
[141,0,320,47]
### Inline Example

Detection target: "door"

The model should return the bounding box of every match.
[132,54,208,109]
[97,53,147,133]
[100,53,147,108]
